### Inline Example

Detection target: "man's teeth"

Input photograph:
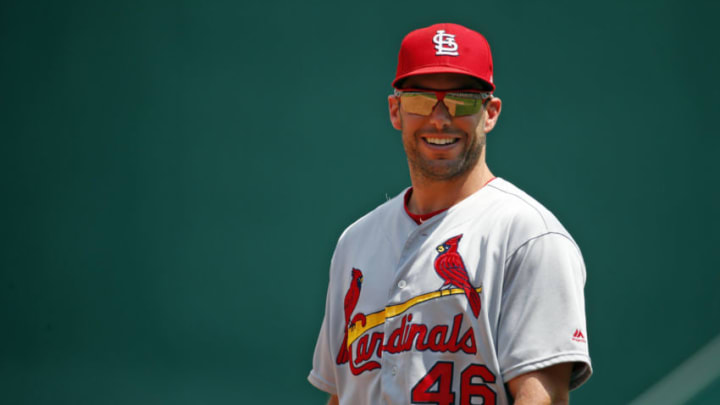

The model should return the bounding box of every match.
[426,137,457,145]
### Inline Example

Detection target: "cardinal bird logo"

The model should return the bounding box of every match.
[433,234,482,318]
[336,268,364,364]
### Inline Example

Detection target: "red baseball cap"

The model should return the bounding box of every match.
[393,23,495,91]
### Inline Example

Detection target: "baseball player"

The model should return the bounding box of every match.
[309,23,591,405]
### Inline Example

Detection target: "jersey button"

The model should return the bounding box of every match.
[391,366,398,376]
[397,280,407,289]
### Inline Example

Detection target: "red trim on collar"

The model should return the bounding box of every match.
[404,188,447,225]
[403,177,497,225]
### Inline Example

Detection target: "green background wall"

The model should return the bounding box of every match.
[2,0,719,403]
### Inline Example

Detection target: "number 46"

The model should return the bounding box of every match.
[411,362,496,405]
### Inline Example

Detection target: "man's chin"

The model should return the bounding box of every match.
[415,161,468,181]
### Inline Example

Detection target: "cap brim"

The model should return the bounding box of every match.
[392,66,495,91]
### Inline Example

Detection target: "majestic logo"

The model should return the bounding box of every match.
[434,234,482,318]
[572,329,587,343]
[433,30,459,56]
[336,267,482,375]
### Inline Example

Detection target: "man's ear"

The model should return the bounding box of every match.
[483,97,502,133]
[388,95,402,130]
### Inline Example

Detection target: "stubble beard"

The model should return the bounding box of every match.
[405,130,486,182]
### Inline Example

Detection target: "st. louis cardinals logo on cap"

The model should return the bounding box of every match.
[433,29,459,56]
[393,23,495,90]
[434,234,482,318]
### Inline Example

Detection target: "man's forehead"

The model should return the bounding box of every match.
[401,73,486,90]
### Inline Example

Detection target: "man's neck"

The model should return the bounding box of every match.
[407,163,495,215]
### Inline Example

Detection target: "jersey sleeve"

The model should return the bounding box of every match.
[497,232,592,390]
[308,253,340,395]
[308,311,337,395]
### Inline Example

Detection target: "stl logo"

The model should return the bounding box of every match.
[433,30,459,56]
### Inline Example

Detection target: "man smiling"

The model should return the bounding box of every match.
[390,72,499,216]
[309,23,592,404]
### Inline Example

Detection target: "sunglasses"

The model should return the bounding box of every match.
[394,88,492,117]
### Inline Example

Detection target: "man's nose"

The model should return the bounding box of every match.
[428,100,452,130]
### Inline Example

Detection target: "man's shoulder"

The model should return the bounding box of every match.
[336,188,408,246]
[482,178,575,242]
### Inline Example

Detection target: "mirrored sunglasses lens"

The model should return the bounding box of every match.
[444,94,483,116]
[400,93,438,115]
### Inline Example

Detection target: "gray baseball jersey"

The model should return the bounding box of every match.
[309,178,592,405]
